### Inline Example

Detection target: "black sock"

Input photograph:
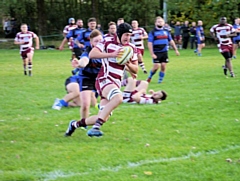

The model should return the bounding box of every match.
[76,118,86,128]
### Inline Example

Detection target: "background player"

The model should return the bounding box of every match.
[14,23,39,76]
[131,20,148,74]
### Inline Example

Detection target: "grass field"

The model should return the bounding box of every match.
[0,48,240,181]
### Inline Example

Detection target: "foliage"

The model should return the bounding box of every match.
[0,0,239,35]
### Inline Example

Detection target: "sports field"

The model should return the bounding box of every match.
[0,48,240,181]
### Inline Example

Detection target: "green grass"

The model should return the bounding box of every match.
[0,48,240,181]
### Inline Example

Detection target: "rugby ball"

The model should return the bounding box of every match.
[116,46,133,65]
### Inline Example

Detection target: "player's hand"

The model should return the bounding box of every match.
[112,48,123,58]
[71,58,79,68]
[59,45,64,51]
[151,53,157,59]
[175,50,180,56]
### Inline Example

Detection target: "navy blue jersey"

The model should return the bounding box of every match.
[66,27,86,48]
[77,46,102,79]
[196,26,204,38]
[233,24,240,40]
[148,28,172,53]
[76,28,93,50]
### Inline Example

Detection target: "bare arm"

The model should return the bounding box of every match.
[59,37,68,50]
[35,36,39,49]
[125,60,138,75]
[169,40,180,56]
[75,39,84,49]
[148,42,155,58]
[89,47,120,59]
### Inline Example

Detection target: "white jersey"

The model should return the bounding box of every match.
[210,24,236,45]
[95,40,138,88]
[14,31,37,52]
[104,33,117,43]
[63,25,77,35]
[130,27,147,49]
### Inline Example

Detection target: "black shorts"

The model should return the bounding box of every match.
[153,52,169,63]
[78,77,96,92]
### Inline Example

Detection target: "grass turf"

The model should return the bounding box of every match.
[0,48,240,181]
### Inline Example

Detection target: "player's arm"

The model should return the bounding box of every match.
[34,35,40,49]
[89,47,121,59]
[169,40,180,56]
[75,35,84,49]
[142,30,148,39]
[14,38,25,45]
[59,37,68,50]
[125,60,138,75]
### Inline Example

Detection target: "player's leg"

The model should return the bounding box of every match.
[232,40,239,59]
[158,52,168,83]
[80,90,92,118]
[137,49,147,74]
[26,50,34,76]
[147,53,160,83]
[124,77,137,92]
[87,83,122,137]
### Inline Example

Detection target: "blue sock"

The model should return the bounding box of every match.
[60,100,68,107]
[148,70,156,79]
[158,71,165,82]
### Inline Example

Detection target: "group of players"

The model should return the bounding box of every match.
[13,16,240,137]
[51,17,169,137]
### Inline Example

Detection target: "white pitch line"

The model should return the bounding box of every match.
[40,144,240,181]
[1,144,239,181]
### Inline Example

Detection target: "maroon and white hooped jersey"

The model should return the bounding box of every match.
[104,33,118,44]
[130,27,148,49]
[63,25,77,35]
[210,24,236,46]
[95,40,138,88]
[122,90,160,104]
[14,31,37,52]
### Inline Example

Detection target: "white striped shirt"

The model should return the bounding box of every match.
[14,31,37,52]
[130,27,147,49]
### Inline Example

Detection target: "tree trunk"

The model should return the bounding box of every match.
[36,0,47,35]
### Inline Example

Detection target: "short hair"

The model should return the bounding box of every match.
[155,16,164,22]
[89,29,102,39]
[108,21,116,27]
[88,17,97,23]
[118,18,124,21]
[21,23,27,26]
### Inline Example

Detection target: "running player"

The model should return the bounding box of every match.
[131,20,148,74]
[195,20,205,56]
[210,17,238,77]
[232,17,240,59]
[14,23,39,76]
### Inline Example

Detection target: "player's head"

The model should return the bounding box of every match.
[88,17,97,30]
[108,21,117,35]
[117,18,124,26]
[176,21,180,26]
[152,90,168,102]
[68,18,75,25]
[89,29,103,47]
[76,19,83,28]
[20,23,28,33]
[117,22,132,45]
[198,20,203,26]
[131,20,139,29]
[219,17,227,25]
[155,16,165,28]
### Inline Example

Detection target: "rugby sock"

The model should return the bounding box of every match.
[139,62,147,72]
[148,70,156,79]
[93,118,104,129]
[75,118,86,128]
[60,99,68,107]
[23,64,27,75]
[158,71,165,83]
[28,62,32,75]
